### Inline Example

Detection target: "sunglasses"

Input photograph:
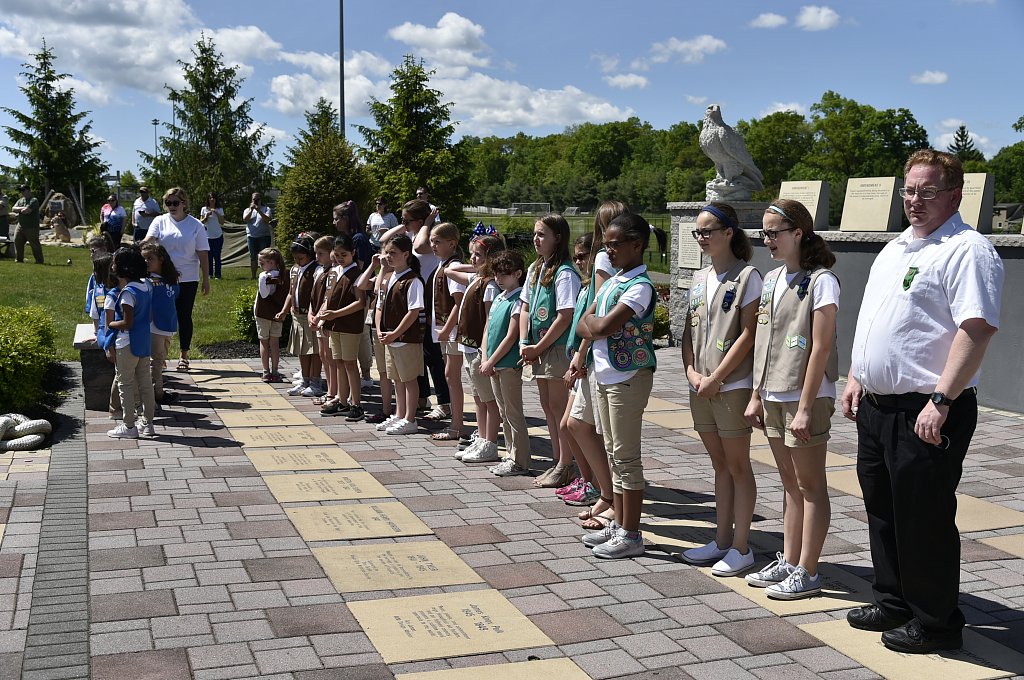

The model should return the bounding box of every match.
[165,200,182,207]
[573,251,591,262]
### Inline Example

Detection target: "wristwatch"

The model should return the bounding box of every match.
[930,391,953,406]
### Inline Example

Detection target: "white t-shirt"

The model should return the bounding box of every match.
[133,197,160,233]
[145,214,210,283]
[385,268,424,348]
[200,206,225,239]
[417,251,441,285]
[761,270,840,403]
[459,275,500,354]
[521,263,581,312]
[594,250,615,278]
[255,269,282,316]
[689,267,764,393]
[367,212,399,245]
[592,265,654,385]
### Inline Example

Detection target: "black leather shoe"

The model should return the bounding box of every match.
[846,605,911,632]
[881,621,962,654]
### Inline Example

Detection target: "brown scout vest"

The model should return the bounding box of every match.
[752,266,839,393]
[309,266,329,317]
[457,275,492,349]
[289,262,316,313]
[432,255,459,327]
[382,269,426,343]
[254,273,288,321]
[323,265,363,334]
[688,263,757,384]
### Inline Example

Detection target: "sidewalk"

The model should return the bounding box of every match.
[0,350,1021,679]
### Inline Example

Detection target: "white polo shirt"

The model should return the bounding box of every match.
[850,212,1003,395]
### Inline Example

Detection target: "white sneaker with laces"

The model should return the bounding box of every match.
[592,530,645,560]
[711,547,755,577]
[490,460,529,476]
[301,382,327,397]
[454,437,482,460]
[107,423,139,439]
[375,414,399,431]
[140,421,156,438]
[462,440,500,463]
[766,565,821,600]
[287,381,308,396]
[681,540,729,565]
[582,521,620,548]
[746,552,793,587]
[386,419,418,435]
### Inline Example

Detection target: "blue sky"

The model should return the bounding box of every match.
[0,0,1021,179]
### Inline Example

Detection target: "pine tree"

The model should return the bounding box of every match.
[141,35,274,220]
[357,55,471,230]
[0,41,107,200]
[946,125,985,162]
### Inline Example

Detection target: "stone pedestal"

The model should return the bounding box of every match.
[74,324,114,412]
[667,201,769,344]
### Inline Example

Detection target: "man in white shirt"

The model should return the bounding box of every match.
[132,187,160,243]
[841,150,1004,654]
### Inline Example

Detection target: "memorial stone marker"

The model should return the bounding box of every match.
[779,180,830,229]
[960,173,994,233]
[840,177,903,232]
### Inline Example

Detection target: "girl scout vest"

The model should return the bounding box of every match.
[688,263,757,384]
[381,269,426,343]
[113,281,153,358]
[486,289,522,369]
[289,262,315,314]
[432,255,460,327]
[323,265,362,334]
[597,271,657,373]
[457,276,491,349]
[567,248,605,362]
[150,275,180,334]
[255,273,288,320]
[309,265,329,316]
[527,260,579,346]
[753,266,839,393]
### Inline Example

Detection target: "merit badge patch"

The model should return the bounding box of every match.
[535,306,549,321]
[716,338,733,352]
[785,334,807,350]
[903,266,919,291]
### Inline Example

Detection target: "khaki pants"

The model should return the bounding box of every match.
[359,325,373,379]
[151,334,172,398]
[596,368,653,493]
[490,368,530,468]
[115,349,156,429]
[14,225,43,263]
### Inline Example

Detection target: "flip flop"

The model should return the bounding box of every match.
[430,428,461,441]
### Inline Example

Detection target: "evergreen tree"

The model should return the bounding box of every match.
[141,35,274,220]
[1013,116,1023,134]
[275,98,369,244]
[357,55,471,229]
[0,41,107,200]
[946,125,985,162]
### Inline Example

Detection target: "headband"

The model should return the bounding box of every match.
[767,204,792,223]
[700,205,738,229]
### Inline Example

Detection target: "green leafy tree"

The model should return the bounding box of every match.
[0,41,107,201]
[275,98,369,245]
[1013,116,1024,134]
[141,35,274,220]
[989,142,1024,203]
[357,55,471,229]
[946,125,985,163]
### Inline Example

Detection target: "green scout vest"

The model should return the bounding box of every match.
[596,270,657,373]
[567,248,604,363]
[752,266,840,393]
[688,263,757,384]
[527,260,579,346]
[486,288,523,370]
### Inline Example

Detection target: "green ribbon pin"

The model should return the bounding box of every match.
[903,266,919,291]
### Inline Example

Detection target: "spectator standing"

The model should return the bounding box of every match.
[11,184,43,264]
[243,192,273,280]
[366,197,399,253]
[132,187,160,243]
[0,188,9,240]
[100,194,128,245]
[200,193,225,279]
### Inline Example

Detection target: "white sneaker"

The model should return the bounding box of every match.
[711,548,755,577]
[107,423,139,439]
[375,414,399,431]
[287,381,308,396]
[766,565,821,600]
[140,421,156,438]
[746,552,794,588]
[490,459,529,476]
[462,440,500,463]
[301,382,327,397]
[681,540,729,565]
[386,419,418,435]
[582,521,620,548]
[454,437,481,461]
[592,530,645,560]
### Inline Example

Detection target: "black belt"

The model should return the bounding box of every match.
[864,387,976,410]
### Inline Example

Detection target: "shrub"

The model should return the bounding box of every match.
[653,303,670,339]
[0,306,57,411]
[231,285,258,343]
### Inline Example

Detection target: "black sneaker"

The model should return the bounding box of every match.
[345,405,365,422]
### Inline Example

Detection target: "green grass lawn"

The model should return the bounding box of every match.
[0,245,255,360]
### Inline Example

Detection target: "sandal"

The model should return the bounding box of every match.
[422,404,452,421]
[580,506,615,531]
[534,464,573,489]
[431,428,461,441]
[177,358,190,371]
[579,496,613,522]
[313,395,332,406]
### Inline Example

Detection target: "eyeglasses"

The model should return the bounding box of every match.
[603,238,637,249]
[165,200,182,207]
[573,251,591,262]
[401,217,421,225]
[898,186,953,200]
[691,228,725,240]
[759,227,798,240]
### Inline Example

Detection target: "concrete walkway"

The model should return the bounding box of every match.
[0,351,1022,679]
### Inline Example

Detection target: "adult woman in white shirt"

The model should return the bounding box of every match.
[145,187,211,371]
[200,193,225,279]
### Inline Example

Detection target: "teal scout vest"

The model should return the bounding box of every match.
[596,271,657,372]
[528,260,579,346]
[567,248,605,363]
[486,288,523,370]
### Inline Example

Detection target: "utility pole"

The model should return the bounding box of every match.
[151,119,159,159]
[339,0,345,139]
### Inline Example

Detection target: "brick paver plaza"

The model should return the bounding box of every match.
[1,350,1022,679]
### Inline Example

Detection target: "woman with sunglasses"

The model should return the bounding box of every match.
[144,187,211,371]
[744,198,839,600]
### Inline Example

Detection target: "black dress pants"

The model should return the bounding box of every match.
[856,389,977,635]
[418,335,450,404]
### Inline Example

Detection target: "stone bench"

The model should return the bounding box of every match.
[0,236,10,257]
[73,323,114,411]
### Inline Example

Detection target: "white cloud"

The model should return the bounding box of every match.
[686,95,708,105]
[248,123,290,145]
[795,6,841,31]
[750,13,788,28]
[592,53,619,73]
[911,70,949,85]
[649,34,727,64]
[604,73,648,89]
[760,101,807,116]
[940,118,965,129]
[63,77,113,107]
[387,12,489,77]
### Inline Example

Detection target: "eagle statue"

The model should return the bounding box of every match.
[699,104,764,201]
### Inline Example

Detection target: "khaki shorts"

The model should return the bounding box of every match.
[256,316,283,339]
[690,388,753,438]
[385,343,424,383]
[569,374,597,429]
[763,397,835,448]
[288,311,315,356]
[464,351,495,402]
[330,330,362,361]
[534,344,570,380]
[440,340,461,356]
[372,333,388,379]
